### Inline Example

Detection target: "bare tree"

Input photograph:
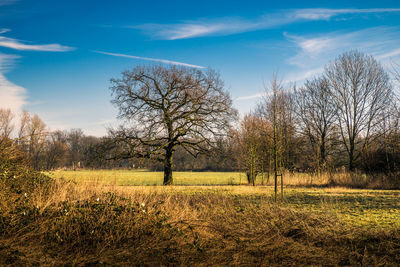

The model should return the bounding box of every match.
[234,114,270,185]
[325,51,392,170]
[18,111,30,141]
[257,77,292,200]
[0,108,14,139]
[27,114,47,170]
[294,77,337,173]
[109,65,237,185]
[44,130,68,169]
[67,129,84,169]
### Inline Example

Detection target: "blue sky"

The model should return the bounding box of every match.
[0,0,400,136]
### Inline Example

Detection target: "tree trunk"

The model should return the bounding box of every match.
[349,141,355,171]
[163,146,174,185]
[320,135,326,167]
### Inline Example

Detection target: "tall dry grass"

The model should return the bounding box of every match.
[259,170,400,189]
[1,178,399,266]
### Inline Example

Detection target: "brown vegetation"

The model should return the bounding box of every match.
[1,177,400,266]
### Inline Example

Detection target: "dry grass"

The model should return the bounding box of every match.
[1,176,400,266]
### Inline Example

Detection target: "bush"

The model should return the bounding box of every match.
[0,138,54,235]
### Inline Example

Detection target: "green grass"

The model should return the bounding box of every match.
[49,169,248,185]
[282,188,400,228]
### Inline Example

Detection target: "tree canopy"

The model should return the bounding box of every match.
[109,65,237,184]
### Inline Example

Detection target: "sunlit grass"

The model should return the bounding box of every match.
[47,169,400,230]
[48,169,324,186]
[48,169,249,185]
[3,169,400,265]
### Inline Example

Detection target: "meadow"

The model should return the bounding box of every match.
[49,169,400,228]
[49,169,334,186]
[1,169,400,265]
[49,169,249,186]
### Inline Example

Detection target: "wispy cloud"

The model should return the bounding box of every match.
[0,54,27,113]
[0,28,10,34]
[287,27,400,64]
[284,27,400,82]
[236,92,267,101]
[93,50,205,68]
[293,8,400,20]
[237,26,400,101]
[133,18,271,40]
[0,30,74,51]
[376,48,400,60]
[133,8,400,40]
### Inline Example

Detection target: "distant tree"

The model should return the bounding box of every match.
[16,112,47,170]
[234,114,270,185]
[18,111,30,140]
[44,130,68,169]
[28,115,47,170]
[109,65,237,185]
[67,129,84,169]
[325,51,392,170]
[0,108,14,139]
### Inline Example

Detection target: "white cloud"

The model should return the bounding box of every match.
[284,67,325,84]
[159,24,225,40]
[133,8,400,40]
[295,36,332,55]
[0,30,74,52]
[0,73,27,113]
[293,8,400,20]
[0,29,74,113]
[376,48,400,60]
[0,28,10,34]
[93,50,205,68]
[0,54,27,114]
[0,36,74,51]
[132,19,261,40]
[236,92,267,101]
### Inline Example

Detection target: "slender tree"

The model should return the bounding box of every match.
[257,77,287,201]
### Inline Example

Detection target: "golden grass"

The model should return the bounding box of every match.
[49,168,400,190]
[2,171,400,265]
[48,169,332,186]
[49,169,248,186]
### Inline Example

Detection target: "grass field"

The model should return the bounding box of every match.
[49,169,248,185]
[49,169,400,229]
[2,169,400,265]
[48,169,316,186]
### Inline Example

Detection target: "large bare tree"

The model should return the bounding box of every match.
[325,51,392,170]
[294,77,337,172]
[109,65,237,185]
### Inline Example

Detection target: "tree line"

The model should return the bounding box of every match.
[1,50,399,185]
